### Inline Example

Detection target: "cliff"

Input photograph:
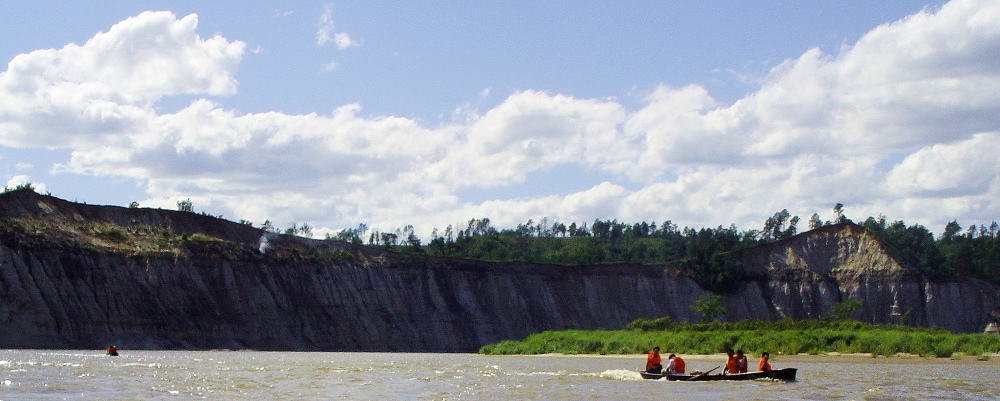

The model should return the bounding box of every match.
[0,189,997,351]
[736,223,1000,332]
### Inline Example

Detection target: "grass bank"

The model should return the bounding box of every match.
[478,319,1000,358]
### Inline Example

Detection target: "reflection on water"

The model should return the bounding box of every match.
[0,350,997,400]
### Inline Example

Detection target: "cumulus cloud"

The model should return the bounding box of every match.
[0,11,244,149]
[4,175,46,194]
[886,133,1000,197]
[2,0,1000,237]
[428,91,628,189]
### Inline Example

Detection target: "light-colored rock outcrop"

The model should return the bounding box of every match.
[738,224,1000,332]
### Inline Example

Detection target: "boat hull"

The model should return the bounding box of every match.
[640,368,797,382]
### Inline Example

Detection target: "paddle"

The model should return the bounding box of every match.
[687,365,719,381]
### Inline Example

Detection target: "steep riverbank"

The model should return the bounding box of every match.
[1,189,998,351]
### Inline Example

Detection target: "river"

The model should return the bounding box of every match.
[1,350,998,400]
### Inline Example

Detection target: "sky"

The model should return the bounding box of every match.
[2,0,999,240]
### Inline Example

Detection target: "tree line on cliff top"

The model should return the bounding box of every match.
[11,185,992,293]
[127,188,1000,289]
[327,204,1000,292]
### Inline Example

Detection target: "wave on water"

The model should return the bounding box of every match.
[600,369,644,381]
[121,363,164,368]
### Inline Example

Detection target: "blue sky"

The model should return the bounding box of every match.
[3,0,999,239]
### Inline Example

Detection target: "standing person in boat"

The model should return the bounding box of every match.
[724,349,739,374]
[646,347,663,374]
[736,349,748,373]
[107,345,118,356]
[665,353,686,374]
[758,352,772,372]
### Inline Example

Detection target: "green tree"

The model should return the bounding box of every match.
[829,299,863,321]
[691,294,725,323]
[941,220,963,241]
[176,198,193,212]
[762,209,798,240]
[808,213,823,229]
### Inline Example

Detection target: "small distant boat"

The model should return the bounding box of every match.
[640,368,797,382]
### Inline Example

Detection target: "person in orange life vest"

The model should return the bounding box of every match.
[724,349,739,374]
[758,352,772,372]
[107,345,118,356]
[646,346,663,374]
[665,353,686,374]
[736,349,748,373]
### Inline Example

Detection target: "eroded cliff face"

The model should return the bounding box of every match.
[736,224,1000,333]
[0,190,997,352]
[0,242,709,351]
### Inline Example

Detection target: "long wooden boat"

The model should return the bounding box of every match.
[640,368,797,382]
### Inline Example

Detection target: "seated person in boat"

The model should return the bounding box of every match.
[736,349,748,373]
[724,349,739,374]
[665,353,686,374]
[646,346,663,374]
[758,352,771,372]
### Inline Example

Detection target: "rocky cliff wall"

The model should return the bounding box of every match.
[1,190,998,352]
[0,243,712,351]
[738,224,1000,333]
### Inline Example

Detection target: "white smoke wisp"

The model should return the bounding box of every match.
[258,233,274,254]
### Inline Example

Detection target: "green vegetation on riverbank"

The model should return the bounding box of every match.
[478,319,1000,358]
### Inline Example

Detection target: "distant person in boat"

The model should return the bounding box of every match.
[736,349,748,373]
[665,353,686,374]
[107,345,118,356]
[724,349,739,374]
[758,352,771,372]
[646,347,663,374]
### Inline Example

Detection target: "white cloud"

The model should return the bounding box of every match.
[5,175,30,188]
[321,60,338,72]
[3,0,1000,238]
[429,90,628,189]
[333,32,357,50]
[0,11,244,149]
[886,132,1000,197]
[5,175,46,194]
[316,4,358,49]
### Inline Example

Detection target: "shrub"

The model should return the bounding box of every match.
[96,227,128,242]
[625,316,678,331]
[478,319,1000,356]
[2,183,35,194]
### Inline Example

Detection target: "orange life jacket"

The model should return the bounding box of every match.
[726,356,739,373]
[672,356,686,374]
[646,352,661,370]
[758,358,771,372]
